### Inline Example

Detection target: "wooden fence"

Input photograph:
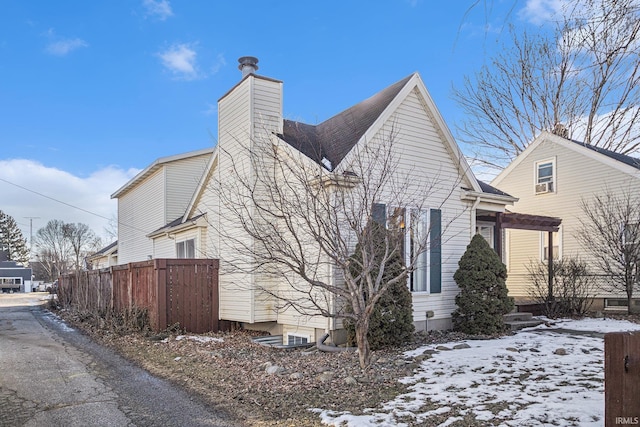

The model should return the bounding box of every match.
[605,331,640,426]
[59,259,221,333]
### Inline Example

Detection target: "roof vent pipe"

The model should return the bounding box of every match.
[238,56,259,78]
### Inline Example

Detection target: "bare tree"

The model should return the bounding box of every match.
[454,0,640,171]
[527,257,596,318]
[35,220,72,280]
[35,220,101,279]
[577,189,640,314]
[207,127,462,368]
[64,223,101,271]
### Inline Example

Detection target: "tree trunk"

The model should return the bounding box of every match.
[355,321,371,369]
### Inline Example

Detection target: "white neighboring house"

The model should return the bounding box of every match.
[86,241,118,270]
[111,148,214,265]
[133,57,516,343]
[491,131,640,311]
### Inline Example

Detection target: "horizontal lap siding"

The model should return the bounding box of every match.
[389,89,471,323]
[496,138,640,298]
[250,78,282,322]
[118,169,165,264]
[217,79,256,323]
[165,154,212,222]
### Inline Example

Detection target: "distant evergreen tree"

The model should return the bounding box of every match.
[0,210,30,265]
[452,234,513,335]
[345,222,414,350]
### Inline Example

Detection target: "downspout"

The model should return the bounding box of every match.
[317,333,357,353]
[470,196,481,240]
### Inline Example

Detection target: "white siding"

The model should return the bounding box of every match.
[117,168,165,264]
[165,154,211,222]
[495,136,640,298]
[388,88,471,325]
[215,76,271,323]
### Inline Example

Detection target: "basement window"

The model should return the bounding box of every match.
[287,334,310,346]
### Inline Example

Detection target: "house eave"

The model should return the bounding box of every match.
[147,214,207,239]
[111,147,215,199]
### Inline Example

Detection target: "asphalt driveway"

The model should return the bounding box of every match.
[0,293,238,427]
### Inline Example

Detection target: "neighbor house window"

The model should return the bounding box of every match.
[476,224,494,249]
[535,158,555,194]
[541,230,561,261]
[176,238,195,258]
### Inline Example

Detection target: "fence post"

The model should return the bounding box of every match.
[155,259,167,331]
[605,331,640,426]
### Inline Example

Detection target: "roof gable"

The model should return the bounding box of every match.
[279,75,412,170]
[111,147,214,199]
[278,73,480,192]
[492,131,640,186]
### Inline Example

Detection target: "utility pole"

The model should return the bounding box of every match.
[24,217,39,256]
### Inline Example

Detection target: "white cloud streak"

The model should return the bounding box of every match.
[519,0,567,25]
[42,28,88,56]
[142,0,174,21]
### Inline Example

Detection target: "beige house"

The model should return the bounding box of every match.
[111,148,214,265]
[492,131,640,311]
[115,58,515,343]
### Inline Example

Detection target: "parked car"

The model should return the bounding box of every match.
[47,281,58,294]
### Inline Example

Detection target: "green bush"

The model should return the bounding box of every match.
[345,223,414,349]
[452,234,513,335]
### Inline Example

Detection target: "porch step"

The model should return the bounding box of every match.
[504,312,544,331]
[504,312,534,322]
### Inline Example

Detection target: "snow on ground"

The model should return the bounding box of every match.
[316,318,640,427]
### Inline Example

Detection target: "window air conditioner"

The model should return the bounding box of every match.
[535,182,551,194]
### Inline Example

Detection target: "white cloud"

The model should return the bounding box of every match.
[519,0,567,25]
[0,159,139,243]
[45,38,88,56]
[43,28,88,56]
[210,53,226,75]
[158,43,199,80]
[142,0,174,21]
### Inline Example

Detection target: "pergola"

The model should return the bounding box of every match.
[478,211,562,300]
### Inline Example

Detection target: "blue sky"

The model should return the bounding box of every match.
[0,0,556,243]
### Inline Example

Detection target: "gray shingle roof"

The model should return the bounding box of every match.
[571,140,640,170]
[478,180,512,197]
[278,75,414,170]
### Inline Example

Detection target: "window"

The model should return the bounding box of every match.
[410,209,429,292]
[476,225,494,249]
[371,203,440,293]
[535,159,555,194]
[176,238,195,258]
[387,207,428,292]
[622,221,639,248]
[287,334,309,345]
[541,230,561,261]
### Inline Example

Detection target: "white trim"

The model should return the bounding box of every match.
[493,130,640,188]
[111,147,214,199]
[534,157,556,195]
[336,73,481,193]
[286,333,311,345]
[540,226,562,261]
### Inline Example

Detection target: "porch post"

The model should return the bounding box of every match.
[495,212,503,261]
[547,231,554,302]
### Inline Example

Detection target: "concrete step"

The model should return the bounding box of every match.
[505,319,545,331]
[504,312,534,322]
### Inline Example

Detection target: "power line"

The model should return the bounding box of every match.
[0,177,147,234]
